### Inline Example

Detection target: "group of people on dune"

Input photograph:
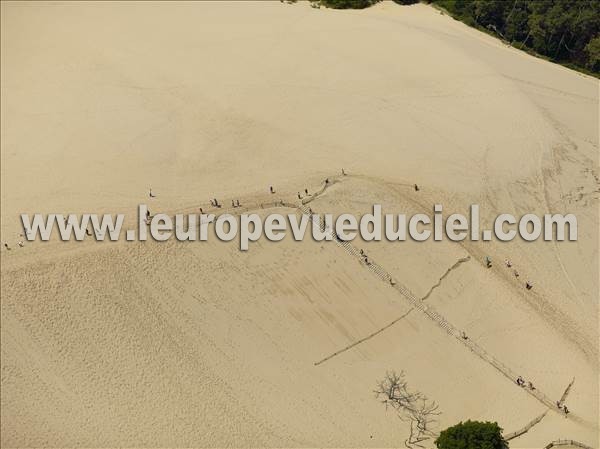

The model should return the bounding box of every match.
[485,256,534,291]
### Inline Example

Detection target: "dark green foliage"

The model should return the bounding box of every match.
[320,0,417,8]
[584,35,600,72]
[435,420,508,449]
[429,0,600,75]
[320,0,380,9]
[314,0,599,75]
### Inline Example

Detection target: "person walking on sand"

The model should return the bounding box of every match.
[270,186,275,194]
[149,188,155,198]
[414,184,419,192]
[236,199,240,207]
[297,192,302,200]
[4,243,10,250]
[526,280,533,290]
[563,405,569,416]
[305,188,309,195]
[199,207,204,214]
[342,168,346,176]
[485,256,492,268]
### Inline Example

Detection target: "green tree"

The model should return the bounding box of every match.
[312,0,599,75]
[584,35,600,72]
[435,420,508,449]
[473,0,507,31]
[320,0,380,9]
[505,6,530,44]
[428,0,599,75]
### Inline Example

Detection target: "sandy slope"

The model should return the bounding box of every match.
[1,1,598,448]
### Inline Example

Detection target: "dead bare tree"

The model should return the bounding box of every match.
[374,371,441,448]
[375,371,421,410]
[403,397,441,447]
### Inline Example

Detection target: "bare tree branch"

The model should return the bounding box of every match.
[375,371,441,448]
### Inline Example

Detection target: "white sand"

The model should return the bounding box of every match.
[1,1,598,447]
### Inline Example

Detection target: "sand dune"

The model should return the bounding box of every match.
[1,1,598,448]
